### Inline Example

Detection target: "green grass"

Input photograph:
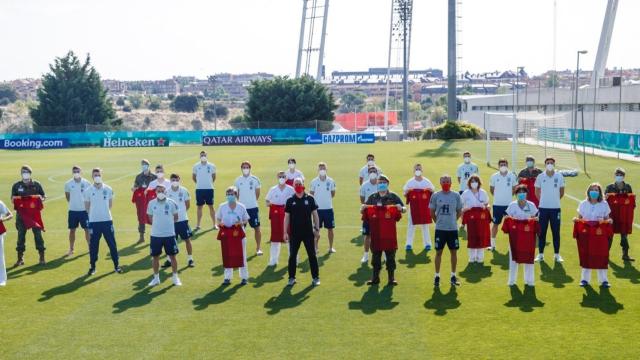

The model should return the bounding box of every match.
[0,140,639,359]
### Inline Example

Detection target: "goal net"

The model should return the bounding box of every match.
[483,111,581,172]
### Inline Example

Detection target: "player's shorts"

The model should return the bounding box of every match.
[492,205,508,224]
[195,189,214,206]
[434,230,460,251]
[68,210,89,230]
[150,236,179,257]
[246,207,261,228]
[174,220,192,241]
[317,209,335,229]
[361,221,370,236]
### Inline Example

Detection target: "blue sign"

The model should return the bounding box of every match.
[317,133,376,144]
[304,133,323,144]
[0,138,69,150]
[202,135,273,146]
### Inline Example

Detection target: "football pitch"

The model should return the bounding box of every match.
[0,140,638,359]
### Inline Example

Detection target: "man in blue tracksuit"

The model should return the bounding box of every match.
[534,157,565,263]
[84,168,123,275]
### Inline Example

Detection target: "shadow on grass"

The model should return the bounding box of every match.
[415,141,457,158]
[112,285,171,314]
[539,261,573,288]
[38,272,112,302]
[399,249,431,269]
[264,285,314,315]
[348,285,398,314]
[580,286,623,314]
[250,265,288,288]
[117,243,145,257]
[459,262,492,284]
[9,253,85,279]
[609,261,640,284]
[350,234,364,247]
[211,264,224,277]
[124,254,151,272]
[504,285,544,312]
[348,263,371,287]
[423,286,461,316]
[191,228,215,241]
[490,250,510,270]
[192,284,243,310]
[300,253,330,274]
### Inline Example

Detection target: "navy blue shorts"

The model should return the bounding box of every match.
[434,230,460,251]
[68,210,89,229]
[174,220,192,240]
[318,209,335,229]
[150,236,179,257]
[492,205,508,224]
[246,207,260,228]
[195,189,214,206]
[362,221,370,236]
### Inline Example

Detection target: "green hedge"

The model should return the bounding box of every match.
[422,121,484,140]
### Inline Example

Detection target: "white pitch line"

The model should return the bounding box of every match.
[565,193,640,230]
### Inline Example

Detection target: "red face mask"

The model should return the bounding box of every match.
[442,183,451,192]
[294,185,305,194]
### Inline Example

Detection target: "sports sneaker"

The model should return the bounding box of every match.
[161,260,172,269]
[405,244,413,251]
[0,281,6,286]
[87,268,96,276]
[580,280,589,287]
[213,225,219,230]
[268,261,277,267]
[554,254,564,263]
[329,248,336,253]
[172,275,182,286]
[535,253,544,262]
[148,277,161,287]
[222,279,231,285]
[287,278,297,287]
[425,244,432,252]
[240,279,248,286]
[193,226,201,233]
[312,278,321,286]
[360,253,369,264]
[256,249,264,256]
[65,250,74,257]
[434,276,440,287]
[525,282,535,287]
[600,281,611,288]
[114,266,124,274]
[507,282,515,286]
[188,259,195,268]
[451,276,461,286]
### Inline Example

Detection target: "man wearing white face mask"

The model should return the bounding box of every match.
[359,166,380,263]
[285,158,304,187]
[164,174,194,268]
[358,154,382,185]
[192,151,217,231]
[266,171,296,266]
[147,184,181,287]
[489,158,517,251]
[235,161,263,255]
[534,157,565,262]
[84,168,123,275]
[403,163,435,252]
[456,151,479,194]
[11,165,46,266]
[64,166,91,256]
[132,159,156,244]
[147,164,171,192]
[310,162,337,253]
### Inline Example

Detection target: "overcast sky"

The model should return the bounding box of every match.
[0,0,637,81]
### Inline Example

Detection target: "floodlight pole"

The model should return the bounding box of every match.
[575,50,588,173]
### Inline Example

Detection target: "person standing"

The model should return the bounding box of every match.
[403,163,435,252]
[605,168,635,261]
[0,200,13,286]
[216,186,250,285]
[284,178,321,287]
[192,150,217,231]
[534,157,565,262]
[64,166,91,256]
[358,154,382,185]
[430,175,463,287]
[359,166,380,263]
[504,185,539,286]
[235,161,263,256]
[489,158,517,250]
[147,164,171,192]
[11,165,46,266]
[456,151,479,194]
[310,162,337,253]
[146,184,181,287]
[265,171,296,266]
[363,175,405,285]
[517,155,543,207]
[84,168,123,275]
[461,175,491,263]
[285,158,304,186]
[165,174,195,268]
[131,159,156,244]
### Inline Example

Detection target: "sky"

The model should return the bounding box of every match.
[0,0,638,81]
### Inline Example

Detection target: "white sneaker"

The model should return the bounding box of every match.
[554,254,564,263]
[172,275,182,286]
[507,282,515,286]
[360,253,369,263]
[148,276,160,287]
[535,254,544,262]
[256,249,263,256]
[268,261,277,267]
[329,248,336,253]
[0,281,6,286]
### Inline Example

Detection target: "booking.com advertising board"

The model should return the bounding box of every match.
[304,133,376,145]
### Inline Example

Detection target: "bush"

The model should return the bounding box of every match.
[122,105,132,112]
[0,108,3,119]
[191,119,203,130]
[172,95,199,113]
[422,121,483,140]
[115,97,125,106]
[148,97,161,111]
[129,95,143,109]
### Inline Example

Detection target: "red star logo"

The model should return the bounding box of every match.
[157,138,166,146]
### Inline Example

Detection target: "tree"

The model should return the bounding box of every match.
[115,97,125,106]
[245,75,337,130]
[171,95,199,113]
[204,104,229,121]
[546,73,560,88]
[129,94,144,109]
[30,51,115,131]
[429,105,447,125]
[148,97,161,111]
[0,84,18,103]
[338,92,366,113]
